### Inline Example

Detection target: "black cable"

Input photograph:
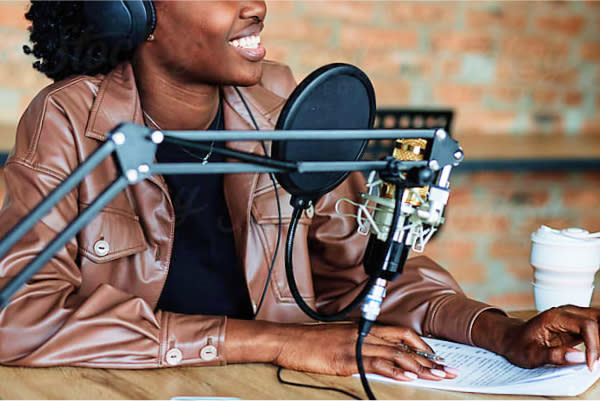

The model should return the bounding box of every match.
[276,366,362,400]
[356,331,376,400]
[254,140,282,318]
[233,87,373,322]
[234,87,260,132]
[235,86,376,399]
[353,185,403,401]
[285,207,377,322]
[233,87,374,321]
[233,87,281,319]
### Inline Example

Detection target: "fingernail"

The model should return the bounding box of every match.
[430,369,446,378]
[565,351,586,363]
[594,360,600,371]
[403,371,418,380]
[443,366,459,375]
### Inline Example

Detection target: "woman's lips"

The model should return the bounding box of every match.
[228,35,266,62]
[232,43,266,62]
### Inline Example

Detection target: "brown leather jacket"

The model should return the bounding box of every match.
[0,61,499,368]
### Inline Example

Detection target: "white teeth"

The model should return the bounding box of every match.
[229,35,261,49]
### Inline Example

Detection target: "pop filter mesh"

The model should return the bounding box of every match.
[273,63,375,201]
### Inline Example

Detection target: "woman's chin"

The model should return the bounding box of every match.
[229,68,263,87]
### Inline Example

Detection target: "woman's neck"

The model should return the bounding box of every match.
[132,56,220,131]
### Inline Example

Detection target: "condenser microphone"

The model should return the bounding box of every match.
[362,137,452,281]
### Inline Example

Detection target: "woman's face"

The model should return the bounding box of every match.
[150,1,267,86]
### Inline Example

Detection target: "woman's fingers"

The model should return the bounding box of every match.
[361,343,457,381]
[530,308,600,370]
[546,346,586,366]
[392,351,446,381]
[363,357,418,381]
[365,326,459,380]
[371,325,435,354]
[557,305,600,321]
[581,319,600,371]
[539,346,600,372]
[554,312,600,370]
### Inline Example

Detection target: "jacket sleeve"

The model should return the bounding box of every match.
[308,171,506,345]
[0,91,226,368]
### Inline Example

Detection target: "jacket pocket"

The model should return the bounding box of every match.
[251,186,312,225]
[78,206,147,263]
[250,187,315,302]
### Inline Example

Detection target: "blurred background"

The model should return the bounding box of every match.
[0,1,599,310]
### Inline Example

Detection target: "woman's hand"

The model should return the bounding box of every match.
[473,306,600,371]
[274,323,458,381]
[224,319,458,381]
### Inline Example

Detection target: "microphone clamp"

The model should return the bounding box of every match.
[360,277,388,326]
[379,157,435,187]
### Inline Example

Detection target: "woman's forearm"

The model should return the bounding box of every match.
[224,319,293,364]
[224,311,526,365]
[471,310,523,355]
[224,320,460,380]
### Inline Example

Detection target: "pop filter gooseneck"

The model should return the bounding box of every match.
[274,63,378,325]
[273,63,375,207]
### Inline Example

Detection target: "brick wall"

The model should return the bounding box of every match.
[0,1,599,310]
[426,171,600,310]
[263,1,600,137]
[0,1,598,136]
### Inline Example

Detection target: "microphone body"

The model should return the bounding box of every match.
[362,183,411,281]
[360,137,453,323]
[356,130,461,400]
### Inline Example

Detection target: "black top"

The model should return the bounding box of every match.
[155,102,253,319]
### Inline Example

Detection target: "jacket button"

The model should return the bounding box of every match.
[165,348,183,366]
[200,345,218,361]
[305,205,315,219]
[93,240,110,256]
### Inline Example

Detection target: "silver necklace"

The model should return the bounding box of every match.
[143,110,215,165]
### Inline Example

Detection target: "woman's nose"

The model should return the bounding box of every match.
[240,1,267,22]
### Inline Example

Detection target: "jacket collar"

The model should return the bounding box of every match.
[85,63,144,141]
[82,62,289,277]
[84,62,287,142]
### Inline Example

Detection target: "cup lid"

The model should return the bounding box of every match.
[531,225,600,247]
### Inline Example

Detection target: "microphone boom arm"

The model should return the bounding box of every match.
[0,122,463,310]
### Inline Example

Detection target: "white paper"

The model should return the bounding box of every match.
[359,338,600,396]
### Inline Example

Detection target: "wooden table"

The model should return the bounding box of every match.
[0,311,598,400]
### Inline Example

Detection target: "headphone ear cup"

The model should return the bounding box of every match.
[82,1,155,52]
[126,0,155,46]
[141,0,157,39]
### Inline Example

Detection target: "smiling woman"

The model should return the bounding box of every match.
[1,0,600,387]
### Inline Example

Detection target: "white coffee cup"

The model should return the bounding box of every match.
[530,226,600,311]
[533,282,595,312]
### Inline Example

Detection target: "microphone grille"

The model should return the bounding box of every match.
[393,139,429,206]
[393,139,428,161]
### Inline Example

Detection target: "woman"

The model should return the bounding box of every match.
[0,0,598,380]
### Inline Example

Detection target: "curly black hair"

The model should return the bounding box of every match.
[23,1,136,81]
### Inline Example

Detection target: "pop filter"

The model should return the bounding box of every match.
[272,63,376,205]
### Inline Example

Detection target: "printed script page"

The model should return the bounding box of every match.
[360,338,600,396]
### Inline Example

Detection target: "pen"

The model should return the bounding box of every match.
[398,343,445,362]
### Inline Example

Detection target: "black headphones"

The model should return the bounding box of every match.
[82,1,156,52]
